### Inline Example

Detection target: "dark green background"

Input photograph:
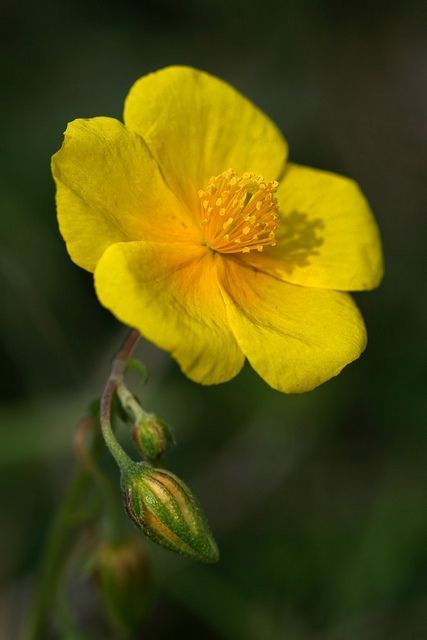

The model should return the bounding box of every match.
[1,1,426,638]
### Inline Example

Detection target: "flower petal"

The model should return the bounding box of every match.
[220,260,367,393]
[52,117,198,272]
[124,66,288,208]
[94,242,244,384]
[242,163,384,291]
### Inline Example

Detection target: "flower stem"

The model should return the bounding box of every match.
[116,380,146,420]
[100,329,140,472]
[74,416,124,542]
[24,329,141,639]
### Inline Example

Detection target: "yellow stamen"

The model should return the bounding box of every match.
[199,169,279,254]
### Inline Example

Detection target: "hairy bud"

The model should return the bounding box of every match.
[132,413,174,460]
[122,464,219,563]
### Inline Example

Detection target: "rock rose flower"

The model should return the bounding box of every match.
[52,66,383,393]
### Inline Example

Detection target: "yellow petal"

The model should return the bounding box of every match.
[52,117,198,272]
[242,163,384,291]
[220,260,367,393]
[94,242,244,384]
[124,66,288,208]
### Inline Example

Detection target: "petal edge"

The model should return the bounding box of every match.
[220,260,367,393]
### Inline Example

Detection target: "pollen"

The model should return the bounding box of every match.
[198,169,279,254]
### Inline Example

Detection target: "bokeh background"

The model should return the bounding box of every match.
[1,1,426,638]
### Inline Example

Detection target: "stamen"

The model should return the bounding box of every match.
[198,169,279,255]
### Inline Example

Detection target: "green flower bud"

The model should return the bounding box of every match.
[94,539,152,632]
[132,413,174,460]
[122,463,219,563]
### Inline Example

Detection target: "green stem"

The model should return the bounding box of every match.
[100,330,140,471]
[23,468,90,640]
[24,330,142,639]
[116,381,146,420]
[74,416,125,542]
[24,329,142,639]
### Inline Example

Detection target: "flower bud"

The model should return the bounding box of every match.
[132,413,174,460]
[122,464,219,563]
[94,538,152,632]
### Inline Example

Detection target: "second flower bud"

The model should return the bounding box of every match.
[132,412,174,460]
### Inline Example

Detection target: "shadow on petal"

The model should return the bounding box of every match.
[275,210,325,273]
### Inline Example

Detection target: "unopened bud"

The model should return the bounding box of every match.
[94,539,152,632]
[132,413,174,460]
[122,463,219,563]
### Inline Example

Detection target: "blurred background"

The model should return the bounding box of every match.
[1,0,426,638]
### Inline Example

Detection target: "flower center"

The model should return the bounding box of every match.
[198,169,279,254]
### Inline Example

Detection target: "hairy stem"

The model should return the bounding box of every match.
[100,329,140,471]
[74,416,124,541]
[24,329,141,639]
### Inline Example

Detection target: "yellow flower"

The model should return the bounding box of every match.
[52,66,383,393]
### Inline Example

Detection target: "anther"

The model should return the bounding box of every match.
[198,169,279,255]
